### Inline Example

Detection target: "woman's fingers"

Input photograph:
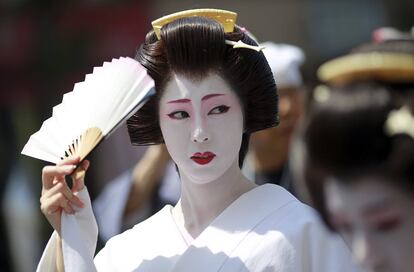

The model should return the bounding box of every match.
[42,192,74,214]
[42,156,84,190]
[40,157,85,233]
[43,182,84,208]
[60,196,75,214]
[42,164,76,190]
[57,156,80,167]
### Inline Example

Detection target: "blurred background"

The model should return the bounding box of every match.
[0,0,412,271]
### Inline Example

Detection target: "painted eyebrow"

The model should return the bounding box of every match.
[167,94,225,104]
[361,200,395,217]
[202,93,225,101]
[167,98,191,104]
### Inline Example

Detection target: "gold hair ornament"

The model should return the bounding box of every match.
[385,106,414,138]
[151,8,264,52]
[318,52,414,85]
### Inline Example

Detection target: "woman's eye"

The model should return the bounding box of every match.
[208,105,230,115]
[373,218,401,233]
[167,111,190,120]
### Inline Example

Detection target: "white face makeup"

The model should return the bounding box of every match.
[159,73,244,184]
[325,178,414,272]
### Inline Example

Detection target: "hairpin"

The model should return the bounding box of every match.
[225,40,265,52]
[384,106,414,138]
[152,8,264,52]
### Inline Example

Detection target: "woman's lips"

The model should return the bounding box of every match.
[190,152,216,165]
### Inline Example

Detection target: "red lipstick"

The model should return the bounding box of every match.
[191,152,216,165]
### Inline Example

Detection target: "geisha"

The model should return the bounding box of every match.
[37,9,358,272]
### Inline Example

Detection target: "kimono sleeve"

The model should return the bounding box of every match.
[36,187,98,272]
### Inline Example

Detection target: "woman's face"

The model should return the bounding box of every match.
[325,177,414,272]
[159,73,244,184]
[250,86,304,162]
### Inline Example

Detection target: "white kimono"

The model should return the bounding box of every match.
[37,184,360,271]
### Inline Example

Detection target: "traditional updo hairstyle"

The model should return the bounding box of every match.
[127,15,279,167]
[291,38,414,229]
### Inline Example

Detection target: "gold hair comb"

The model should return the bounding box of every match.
[152,8,237,39]
[151,8,263,52]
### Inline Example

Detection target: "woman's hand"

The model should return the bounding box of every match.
[40,156,89,234]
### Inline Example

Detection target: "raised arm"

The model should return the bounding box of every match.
[39,156,89,271]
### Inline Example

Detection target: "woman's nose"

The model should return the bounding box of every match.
[352,232,385,270]
[191,118,210,143]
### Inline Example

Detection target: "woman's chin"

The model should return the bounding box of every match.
[186,171,223,185]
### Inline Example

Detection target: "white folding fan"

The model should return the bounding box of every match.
[22,57,155,170]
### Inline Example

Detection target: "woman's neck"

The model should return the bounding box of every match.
[172,161,256,239]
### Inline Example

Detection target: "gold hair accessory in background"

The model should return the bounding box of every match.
[152,8,264,52]
[152,8,237,39]
[318,52,414,85]
[385,106,414,139]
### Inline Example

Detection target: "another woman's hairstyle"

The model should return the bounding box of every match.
[127,16,278,166]
[296,83,414,229]
[292,38,414,229]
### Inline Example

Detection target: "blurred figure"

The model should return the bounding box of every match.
[0,110,15,271]
[93,144,180,242]
[372,26,414,42]
[244,42,305,193]
[293,36,414,271]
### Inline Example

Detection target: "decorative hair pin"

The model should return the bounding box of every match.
[225,40,265,52]
[384,106,414,138]
[152,8,264,52]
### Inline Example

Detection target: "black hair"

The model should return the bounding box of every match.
[296,81,414,229]
[127,16,278,167]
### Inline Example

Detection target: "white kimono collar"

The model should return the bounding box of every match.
[171,184,296,271]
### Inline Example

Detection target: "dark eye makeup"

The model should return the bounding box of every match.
[167,105,230,120]
[372,217,402,233]
[167,111,190,120]
[208,105,230,115]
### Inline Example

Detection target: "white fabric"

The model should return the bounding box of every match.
[37,184,360,271]
[93,161,181,241]
[37,187,98,272]
[261,42,305,88]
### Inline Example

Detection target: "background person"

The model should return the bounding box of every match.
[93,144,180,243]
[244,41,305,194]
[292,37,414,271]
